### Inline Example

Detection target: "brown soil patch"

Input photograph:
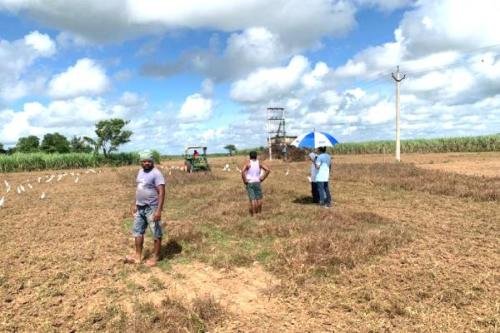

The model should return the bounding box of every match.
[127,262,287,329]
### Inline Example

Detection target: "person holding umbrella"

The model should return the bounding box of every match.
[315,146,332,208]
[291,131,337,207]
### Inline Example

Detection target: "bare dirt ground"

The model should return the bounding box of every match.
[334,152,500,177]
[0,153,498,332]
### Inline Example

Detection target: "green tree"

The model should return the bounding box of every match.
[94,118,132,157]
[0,143,6,154]
[40,133,70,153]
[224,144,237,156]
[70,136,93,153]
[16,135,40,153]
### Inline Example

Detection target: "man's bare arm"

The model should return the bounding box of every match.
[241,162,250,184]
[153,184,165,221]
[260,164,271,182]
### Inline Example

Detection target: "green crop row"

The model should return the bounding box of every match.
[331,134,500,155]
[0,152,140,173]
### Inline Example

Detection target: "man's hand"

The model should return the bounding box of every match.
[153,209,162,222]
[131,204,137,217]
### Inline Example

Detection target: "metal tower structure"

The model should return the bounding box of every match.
[266,107,286,160]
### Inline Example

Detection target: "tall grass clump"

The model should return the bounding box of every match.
[332,134,499,155]
[0,152,140,172]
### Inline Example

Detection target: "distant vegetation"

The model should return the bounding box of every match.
[0,152,140,172]
[0,118,139,172]
[331,134,499,155]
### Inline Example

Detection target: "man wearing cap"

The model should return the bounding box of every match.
[125,150,165,266]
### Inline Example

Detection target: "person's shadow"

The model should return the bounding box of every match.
[160,240,183,260]
[292,195,317,205]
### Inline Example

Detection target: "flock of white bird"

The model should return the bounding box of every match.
[0,163,291,209]
[0,168,100,209]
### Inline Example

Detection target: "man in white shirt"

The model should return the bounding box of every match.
[309,152,319,203]
[315,147,332,208]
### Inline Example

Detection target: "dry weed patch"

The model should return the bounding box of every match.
[272,210,411,278]
[337,162,499,201]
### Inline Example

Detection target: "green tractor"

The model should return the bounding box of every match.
[184,146,211,173]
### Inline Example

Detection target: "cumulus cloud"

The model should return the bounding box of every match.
[141,27,289,82]
[0,95,142,145]
[48,58,110,99]
[399,0,500,57]
[178,93,213,122]
[0,31,55,101]
[230,55,310,103]
[24,30,56,56]
[0,0,356,46]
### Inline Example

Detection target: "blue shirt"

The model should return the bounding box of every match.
[315,153,331,182]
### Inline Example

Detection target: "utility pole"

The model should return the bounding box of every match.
[391,66,406,162]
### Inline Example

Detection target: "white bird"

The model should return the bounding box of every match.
[307,176,312,182]
[46,175,54,183]
[0,196,4,207]
[19,185,25,192]
[285,169,289,176]
[74,177,79,183]
[16,186,21,194]
[88,169,96,174]
[4,180,11,193]
[27,184,33,189]
[40,192,46,199]
[168,170,172,175]
[57,174,63,181]
[37,177,42,183]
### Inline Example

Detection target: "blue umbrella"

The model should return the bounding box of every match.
[291,130,339,148]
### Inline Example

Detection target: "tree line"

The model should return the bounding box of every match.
[0,119,132,156]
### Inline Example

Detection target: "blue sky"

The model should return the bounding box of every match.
[0,0,499,153]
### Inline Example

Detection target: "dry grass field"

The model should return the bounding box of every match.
[0,152,498,332]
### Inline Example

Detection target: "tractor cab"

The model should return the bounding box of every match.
[184,146,210,172]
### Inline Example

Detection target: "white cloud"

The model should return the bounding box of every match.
[24,30,56,56]
[230,55,310,103]
[399,0,500,56]
[178,93,213,122]
[0,31,55,101]
[0,0,357,48]
[48,58,110,99]
[0,96,142,145]
[361,100,393,124]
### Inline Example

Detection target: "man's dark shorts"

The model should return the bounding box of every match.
[246,182,263,200]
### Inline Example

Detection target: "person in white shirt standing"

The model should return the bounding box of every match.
[315,146,332,208]
[241,151,271,216]
[309,152,320,203]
